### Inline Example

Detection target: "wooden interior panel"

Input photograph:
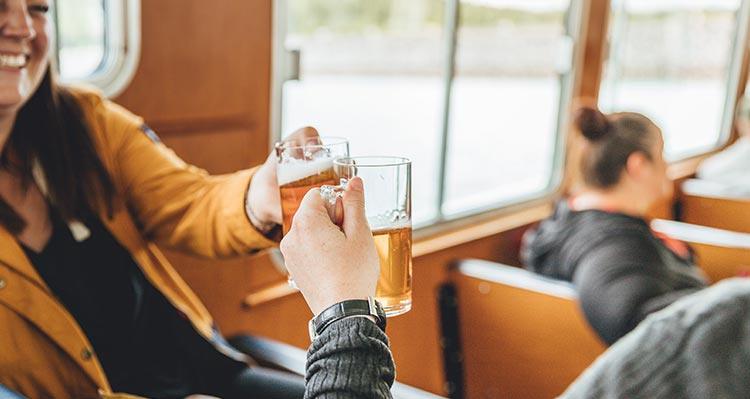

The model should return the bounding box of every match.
[561,0,611,193]
[159,129,261,174]
[680,194,750,233]
[577,0,610,101]
[452,266,605,399]
[115,1,271,132]
[692,242,750,283]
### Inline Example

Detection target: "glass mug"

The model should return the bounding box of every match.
[275,136,350,235]
[321,156,413,317]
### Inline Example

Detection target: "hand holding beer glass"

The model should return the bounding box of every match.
[321,157,413,316]
[276,137,349,287]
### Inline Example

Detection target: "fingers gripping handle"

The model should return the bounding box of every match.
[320,180,347,227]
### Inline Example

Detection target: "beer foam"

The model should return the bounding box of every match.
[277,157,334,186]
[370,211,411,231]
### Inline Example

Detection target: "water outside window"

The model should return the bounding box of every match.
[281,0,446,225]
[600,0,743,159]
[442,0,572,216]
[281,0,574,225]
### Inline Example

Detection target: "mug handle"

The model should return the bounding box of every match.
[320,179,348,227]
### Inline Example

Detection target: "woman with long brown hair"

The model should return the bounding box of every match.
[0,1,312,398]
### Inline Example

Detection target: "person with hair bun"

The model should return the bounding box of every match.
[521,106,709,345]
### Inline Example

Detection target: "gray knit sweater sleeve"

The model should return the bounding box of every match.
[305,317,395,399]
[560,278,750,399]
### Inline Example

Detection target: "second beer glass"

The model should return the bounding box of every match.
[325,156,413,316]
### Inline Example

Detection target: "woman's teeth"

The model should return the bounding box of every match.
[0,54,26,68]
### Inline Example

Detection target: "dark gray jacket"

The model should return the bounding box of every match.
[522,201,708,344]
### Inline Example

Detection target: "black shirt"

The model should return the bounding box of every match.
[22,211,214,398]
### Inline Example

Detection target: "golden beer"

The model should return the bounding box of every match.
[279,164,337,235]
[372,225,413,315]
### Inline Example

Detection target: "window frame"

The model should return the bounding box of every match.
[52,0,142,98]
[599,0,750,161]
[270,0,586,230]
[720,0,750,145]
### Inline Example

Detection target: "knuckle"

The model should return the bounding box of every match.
[279,237,292,253]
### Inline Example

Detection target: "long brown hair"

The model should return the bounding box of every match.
[0,67,116,234]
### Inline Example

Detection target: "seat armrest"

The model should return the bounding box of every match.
[228,335,448,399]
[651,219,750,249]
[0,384,27,399]
[452,258,578,299]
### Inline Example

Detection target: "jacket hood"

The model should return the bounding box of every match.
[521,200,648,280]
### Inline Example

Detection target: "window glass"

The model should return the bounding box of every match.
[281,0,446,225]
[442,0,573,216]
[600,0,742,158]
[56,0,106,80]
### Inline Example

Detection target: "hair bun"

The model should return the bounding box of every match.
[575,106,609,141]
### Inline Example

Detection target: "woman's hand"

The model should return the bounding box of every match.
[280,177,380,315]
[247,126,319,227]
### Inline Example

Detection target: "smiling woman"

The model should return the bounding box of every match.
[0,1,314,398]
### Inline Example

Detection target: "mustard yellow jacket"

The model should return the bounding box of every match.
[0,88,277,399]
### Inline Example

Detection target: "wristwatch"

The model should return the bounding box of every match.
[309,296,387,340]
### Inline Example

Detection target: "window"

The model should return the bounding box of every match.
[56,0,105,79]
[443,0,578,217]
[54,0,141,97]
[599,0,748,159]
[274,0,581,226]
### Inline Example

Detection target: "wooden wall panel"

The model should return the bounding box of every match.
[160,129,259,174]
[577,0,610,100]
[114,0,272,166]
[679,193,750,234]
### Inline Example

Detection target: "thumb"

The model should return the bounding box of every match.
[295,187,335,227]
[341,177,371,236]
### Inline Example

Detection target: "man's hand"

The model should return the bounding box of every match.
[280,177,379,315]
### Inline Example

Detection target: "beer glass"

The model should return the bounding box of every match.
[322,156,412,316]
[275,137,349,235]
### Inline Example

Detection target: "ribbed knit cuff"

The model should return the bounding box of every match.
[305,317,395,399]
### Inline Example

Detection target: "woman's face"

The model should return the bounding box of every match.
[0,0,50,113]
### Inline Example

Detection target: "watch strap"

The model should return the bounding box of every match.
[309,297,386,340]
